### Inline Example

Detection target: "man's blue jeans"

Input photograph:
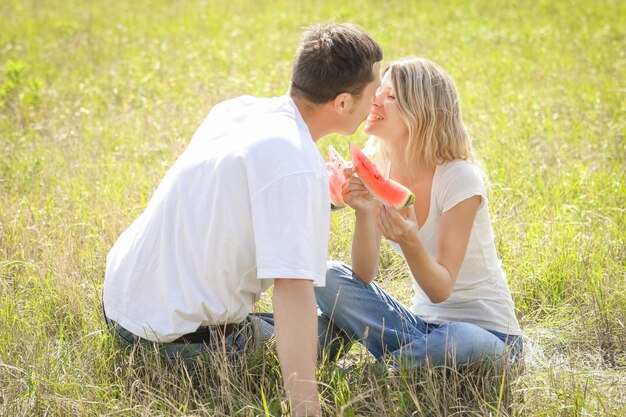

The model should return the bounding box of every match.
[315,261,524,368]
[103,309,276,367]
[103,305,344,365]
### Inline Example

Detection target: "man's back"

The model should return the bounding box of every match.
[103,95,330,342]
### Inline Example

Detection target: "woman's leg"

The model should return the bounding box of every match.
[488,329,524,366]
[247,311,353,361]
[390,321,506,367]
[315,262,509,368]
[316,314,353,361]
[315,261,425,360]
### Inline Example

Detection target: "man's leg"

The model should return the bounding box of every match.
[246,312,274,349]
[104,315,253,368]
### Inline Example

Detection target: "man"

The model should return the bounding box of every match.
[103,23,382,416]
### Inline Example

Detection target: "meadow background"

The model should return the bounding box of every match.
[1,0,624,415]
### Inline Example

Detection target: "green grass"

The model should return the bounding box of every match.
[1,0,624,415]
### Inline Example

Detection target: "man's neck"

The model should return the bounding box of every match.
[291,95,334,142]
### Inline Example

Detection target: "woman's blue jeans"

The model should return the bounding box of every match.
[315,261,523,368]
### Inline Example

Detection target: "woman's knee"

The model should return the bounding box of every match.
[392,322,506,368]
[315,262,346,309]
[326,261,352,281]
[315,261,358,314]
[443,322,506,361]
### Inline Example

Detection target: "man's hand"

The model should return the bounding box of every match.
[273,279,321,417]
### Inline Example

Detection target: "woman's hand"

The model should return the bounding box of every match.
[342,167,378,214]
[377,203,419,246]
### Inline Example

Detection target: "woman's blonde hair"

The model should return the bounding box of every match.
[374,57,475,172]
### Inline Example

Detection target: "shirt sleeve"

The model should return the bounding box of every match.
[437,161,487,214]
[250,173,330,286]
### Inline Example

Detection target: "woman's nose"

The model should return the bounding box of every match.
[372,91,384,105]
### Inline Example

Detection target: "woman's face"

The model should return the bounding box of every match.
[363,70,409,143]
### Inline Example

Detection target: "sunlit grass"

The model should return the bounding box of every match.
[1,0,624,415]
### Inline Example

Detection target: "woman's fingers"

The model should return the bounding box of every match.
[378,204,418,244]
[404,204,417,222]
[378,205,397,235]
[342,175,374,208]
[342,166,356,178]
[343,175,365,192]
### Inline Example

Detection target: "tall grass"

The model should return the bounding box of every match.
[1,0,624,415]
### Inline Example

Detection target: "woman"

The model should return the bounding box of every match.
[316,57,523,368]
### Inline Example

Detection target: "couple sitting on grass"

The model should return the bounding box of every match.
[102,23,522,417]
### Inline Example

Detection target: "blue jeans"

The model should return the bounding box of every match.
[103,303,346,365]
[315,261,524,368]
[103,306,276,367]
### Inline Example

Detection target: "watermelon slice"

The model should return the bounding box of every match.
[349,142,415,209]
[326,145,348,210]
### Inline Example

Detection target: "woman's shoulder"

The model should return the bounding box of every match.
[437,159,484,182]
[434,159,487,212]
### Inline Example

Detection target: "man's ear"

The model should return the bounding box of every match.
[332,93,354,114]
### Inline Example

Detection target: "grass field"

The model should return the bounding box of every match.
[1,0,624,415]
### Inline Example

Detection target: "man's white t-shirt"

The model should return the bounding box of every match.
[103,95,330,343]
[388,160,522,336]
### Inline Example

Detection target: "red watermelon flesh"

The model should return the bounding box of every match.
[326,145,348,210]
[349,142,415,209]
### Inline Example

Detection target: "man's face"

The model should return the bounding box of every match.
[342,62,382,135]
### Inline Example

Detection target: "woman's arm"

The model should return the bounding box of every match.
[342,167,382,284]
[377,195,481,303]
[351,210,382,285]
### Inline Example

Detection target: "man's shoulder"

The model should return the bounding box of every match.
[190,95,297,146]
[210,95,292,118]
[207,95,269,123]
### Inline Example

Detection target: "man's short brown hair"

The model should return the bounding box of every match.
[290,24,383,104]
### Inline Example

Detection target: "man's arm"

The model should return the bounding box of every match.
[272,278,320,417]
